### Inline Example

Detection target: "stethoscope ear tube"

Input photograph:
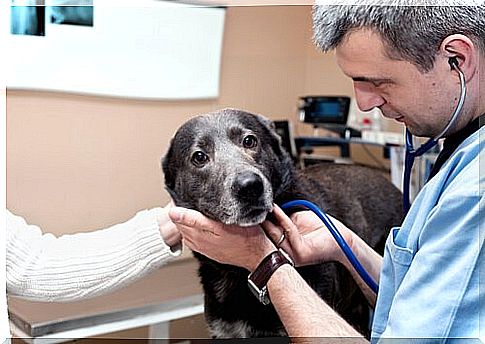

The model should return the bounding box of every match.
[403,131,438,212]
[402,62,467,213]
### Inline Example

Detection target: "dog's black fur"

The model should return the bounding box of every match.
[162,108,403,338]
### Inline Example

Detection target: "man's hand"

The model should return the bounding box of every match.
[169,207,276,272]
[262,204,353,266]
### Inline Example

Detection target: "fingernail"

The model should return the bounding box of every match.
[169,207,184,223]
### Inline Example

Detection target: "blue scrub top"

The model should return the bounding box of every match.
[371,126,484,342]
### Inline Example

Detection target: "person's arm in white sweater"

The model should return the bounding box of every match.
[6,206,182,302]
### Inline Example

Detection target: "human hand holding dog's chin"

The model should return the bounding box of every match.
[262,204,353,266]
[169,207,276,272]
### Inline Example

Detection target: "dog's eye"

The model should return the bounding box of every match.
[191,151,209,166]
[242,135,258,149]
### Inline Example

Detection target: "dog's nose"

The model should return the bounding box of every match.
[234,172,264,201]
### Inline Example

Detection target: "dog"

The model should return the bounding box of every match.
[162,108,403,338]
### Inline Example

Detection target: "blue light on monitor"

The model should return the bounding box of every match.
[315,102,341,118]
[300,96,351,125]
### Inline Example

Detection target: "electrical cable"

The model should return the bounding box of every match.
[281,199,379,294]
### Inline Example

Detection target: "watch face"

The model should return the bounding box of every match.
[260,286,270,305]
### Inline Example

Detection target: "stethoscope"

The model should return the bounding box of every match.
[402,57,467,213]
[279,59,467,294]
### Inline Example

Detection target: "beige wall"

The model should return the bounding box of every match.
[7,6,312,233]
[6,5,398,234]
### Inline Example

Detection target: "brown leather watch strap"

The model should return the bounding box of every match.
[249,249,293,290]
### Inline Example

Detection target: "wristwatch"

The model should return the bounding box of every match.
[247,249,294,305]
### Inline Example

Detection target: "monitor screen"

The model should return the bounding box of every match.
[299,96,351,125]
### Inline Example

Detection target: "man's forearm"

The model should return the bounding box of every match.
[267,264,368,340]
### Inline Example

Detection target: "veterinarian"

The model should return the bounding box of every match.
[169,2,484,341]
[2,204,181,342]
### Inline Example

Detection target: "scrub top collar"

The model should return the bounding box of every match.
[427,113,485,181]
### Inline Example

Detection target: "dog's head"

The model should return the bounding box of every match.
[162,108,294,226]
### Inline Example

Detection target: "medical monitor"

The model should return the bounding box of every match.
[299,96,351,126]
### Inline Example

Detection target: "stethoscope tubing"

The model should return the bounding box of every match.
[281,199,379,294]
[277,63,467,295]
[403,62,467,213]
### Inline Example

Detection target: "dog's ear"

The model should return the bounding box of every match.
[251,113,285,155]
[254,113,276,132]
[161,139,177,197]
[249,111,294,198]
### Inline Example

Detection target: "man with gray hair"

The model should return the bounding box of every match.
[170,2,484,341]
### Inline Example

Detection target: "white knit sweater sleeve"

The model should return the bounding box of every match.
[6,208,182,302]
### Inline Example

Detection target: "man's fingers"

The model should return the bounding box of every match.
[266,204,306,256]
[271,205,300,241]
[169,207,223,241]
[169,207,201,227]
[261,220,284,246]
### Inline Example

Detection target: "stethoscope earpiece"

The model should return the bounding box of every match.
[448,56,459,70]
